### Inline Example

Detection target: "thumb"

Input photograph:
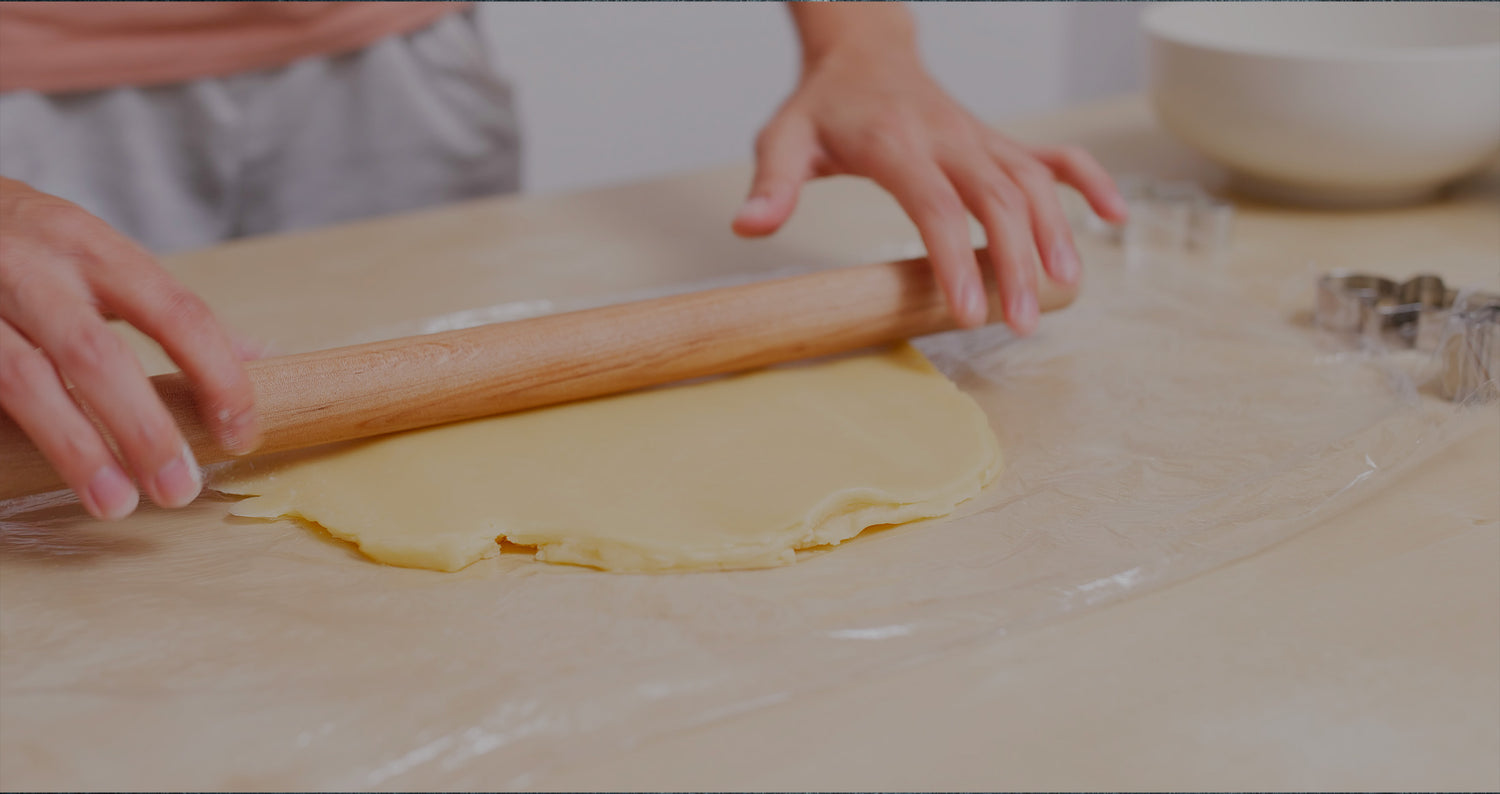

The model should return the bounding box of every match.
[733,122,818,238]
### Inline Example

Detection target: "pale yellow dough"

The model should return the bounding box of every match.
[214,343,1001,572]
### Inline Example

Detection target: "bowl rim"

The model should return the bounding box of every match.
[1142,3,1500,63]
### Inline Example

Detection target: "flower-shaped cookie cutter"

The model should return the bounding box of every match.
[1082,176,1236,254]
[1315,271,1500,402]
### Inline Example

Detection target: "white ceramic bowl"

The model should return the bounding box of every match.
[1144,2,1500,207]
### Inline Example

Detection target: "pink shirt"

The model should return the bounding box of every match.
[0,2,469,94]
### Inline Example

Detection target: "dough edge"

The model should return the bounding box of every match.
[225,443,1001,573]
[217,343,1004,574]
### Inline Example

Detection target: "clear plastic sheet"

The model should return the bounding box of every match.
[0,239,1478,790]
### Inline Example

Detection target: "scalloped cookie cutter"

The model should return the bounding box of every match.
[1316,271,1500,402]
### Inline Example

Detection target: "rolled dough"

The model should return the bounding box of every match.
[214,343,1001,572]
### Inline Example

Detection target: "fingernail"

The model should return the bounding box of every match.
[1011,290,1039,335]
[217,409,262,456]
[86,466,138,520]
[963,283,989,327]
[1053,237,1081,284]
[152,442,202,508]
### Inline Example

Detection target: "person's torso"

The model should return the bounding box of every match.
[0,1,469,94]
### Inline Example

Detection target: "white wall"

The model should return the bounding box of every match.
[480,2,1146,194]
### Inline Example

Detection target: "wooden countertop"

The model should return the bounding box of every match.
[2,96,1496,791]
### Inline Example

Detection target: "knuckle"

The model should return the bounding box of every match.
[35,202,103,242]
[855,116,918,161]
[923,108,970,142]
[936,106,974,132]
[138,282,222,345]
[52,428,98,470]
[157,286,251,403]
[1056,145,1095,170]
[0,234,24,271]
[982,178,1026,212]
[0,345,53,404]
[111,410,182,469]
[1055,144,1087,161]
[914,189,966,224]
[129,413,181,459]
[0,238,56,304]
[54,322,126,374]
[0,247,24,303]
[158,285,215,329]
[204,365,255,415]
[753,125,782,157]
[753,128,773,157]
[1011,160,1054,190]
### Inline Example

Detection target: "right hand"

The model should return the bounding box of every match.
[0,177,260,519]
[732,10,1128,334]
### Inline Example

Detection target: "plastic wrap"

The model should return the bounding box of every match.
[0,237,1479,789]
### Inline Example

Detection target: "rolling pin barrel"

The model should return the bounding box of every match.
[0,252,1076,501]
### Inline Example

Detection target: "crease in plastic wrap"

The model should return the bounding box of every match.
[0,249,1479,790]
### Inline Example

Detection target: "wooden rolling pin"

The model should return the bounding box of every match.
[0,250,1076,500]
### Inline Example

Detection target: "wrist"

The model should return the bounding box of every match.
[789,3,919,72]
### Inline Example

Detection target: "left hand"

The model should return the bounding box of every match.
[733,22,1128,335]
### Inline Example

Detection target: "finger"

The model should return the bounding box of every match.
[733,119,819,238]
[866,158,988,328]
[4,273,202,509]
[989,139,1083,287]
[106,314,268,360]
[1028,144,1129,223]
[0,318,138,519]
[229,331,274,362]
[945,160,1039,336]
[89,250,261,456]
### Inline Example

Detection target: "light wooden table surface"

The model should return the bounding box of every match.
[1,96,1496,791]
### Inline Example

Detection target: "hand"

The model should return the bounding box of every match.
[734,5,1128,333]
[0,178,260,519]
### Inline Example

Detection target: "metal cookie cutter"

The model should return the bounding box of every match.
[1438,295,1500,403]
[1315,271,1398,336]
[1315,271,1500,402]
[1082,175,1235,253]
